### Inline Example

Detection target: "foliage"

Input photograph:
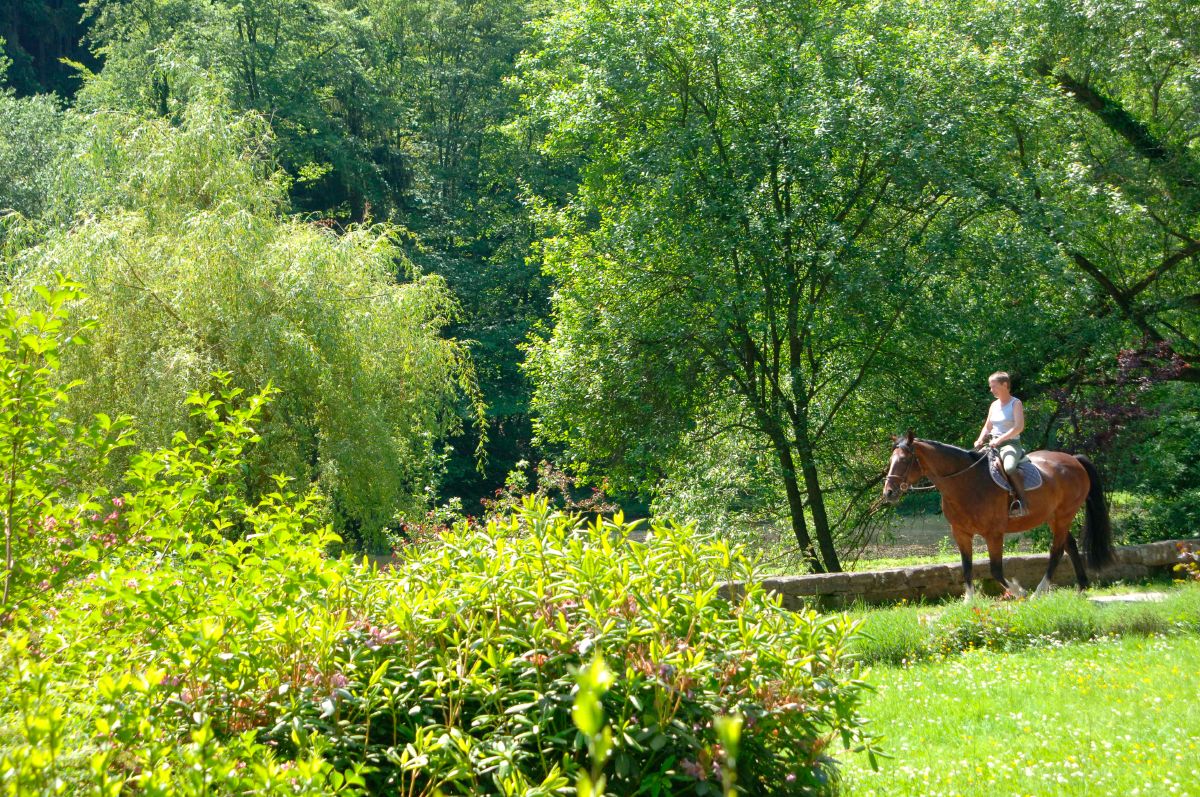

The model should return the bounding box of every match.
[363,0,563,507]
[479,458,616,522]
[1,388,367,794]
[0,288,879,793]
[0,84,71,246]
[518,0,1105,572]
[73,0,564,506]
[0,276,130,613]
[9,103,482,552]
[274,502,877,795]
[80,0,398,219]
[1001,0,1200,381]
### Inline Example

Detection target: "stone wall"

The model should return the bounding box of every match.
[722,540,1192,609]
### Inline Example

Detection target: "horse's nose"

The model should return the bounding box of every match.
[882,487,897,503]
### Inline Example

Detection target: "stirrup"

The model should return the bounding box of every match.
[1009,500,1029,519]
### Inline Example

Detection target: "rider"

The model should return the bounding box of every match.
[973,371,1030,518]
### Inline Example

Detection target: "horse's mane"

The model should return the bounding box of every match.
[918,438,985,462]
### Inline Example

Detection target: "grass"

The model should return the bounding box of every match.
[845,581,1200,665]
[840,634,1200,796]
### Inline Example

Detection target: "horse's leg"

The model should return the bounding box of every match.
[1065,533,1089,591]
[953,529,975,601]
[1035,519,1071,596]
[986,532,1025,598]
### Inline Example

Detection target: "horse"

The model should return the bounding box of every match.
[881,430,1114,600]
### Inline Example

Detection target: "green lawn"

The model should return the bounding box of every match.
[840,635,1200,796]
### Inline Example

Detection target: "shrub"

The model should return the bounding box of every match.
[0,277,131,615]
[0,290,880,795]
[268,503,879,795]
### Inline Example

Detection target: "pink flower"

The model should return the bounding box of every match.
[105,511,119,523]
[329,673,349,689]
[43,516,58,531]
[111,497,125,508]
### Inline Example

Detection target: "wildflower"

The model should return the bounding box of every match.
[112,497,125,508]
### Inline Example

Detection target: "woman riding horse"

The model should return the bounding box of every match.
[973,371,1030,518]
[882,430,1114,600]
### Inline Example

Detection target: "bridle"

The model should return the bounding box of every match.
[884,442,921,494]
[885,440,992,494]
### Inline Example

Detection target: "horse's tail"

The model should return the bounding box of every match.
[1074,455,1115,570]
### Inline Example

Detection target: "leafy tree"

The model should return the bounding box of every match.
[78,0,567,506]
[365,0,566,508]
[9,101,482,551]
[951,0,1200,383]
[81,0,399,219]
[0,1,96,97]
[520,0,1014,571]
[0,90,70,234]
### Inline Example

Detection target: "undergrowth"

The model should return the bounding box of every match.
[850,585,1200,665]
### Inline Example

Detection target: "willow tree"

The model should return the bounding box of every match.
[12,102,482,551]
[521,0,992,571]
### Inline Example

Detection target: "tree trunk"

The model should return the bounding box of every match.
[793,415,842,572]
[770,437,823,573]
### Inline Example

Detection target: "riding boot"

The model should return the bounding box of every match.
[1008,470,1030,518]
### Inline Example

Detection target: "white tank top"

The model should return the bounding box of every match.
[989,397,1021,439]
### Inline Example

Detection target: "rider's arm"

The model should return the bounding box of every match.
[990,399,1025,446]
[973,412,992,448]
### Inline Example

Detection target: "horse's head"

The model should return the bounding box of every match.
[882,430,924,505]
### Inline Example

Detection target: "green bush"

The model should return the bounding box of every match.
[266,504,880,795]
[0,288,879,795]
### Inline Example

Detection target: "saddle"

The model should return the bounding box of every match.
[987,448,1043,493]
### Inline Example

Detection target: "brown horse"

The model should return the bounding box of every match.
[881,431,1114,599]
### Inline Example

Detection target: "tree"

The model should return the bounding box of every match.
[81,0,399,219]
[10,101,483,551]
[521,0,1005,571]
[0,0,96,97]
[964,0,1200,382]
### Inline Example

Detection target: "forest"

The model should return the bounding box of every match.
[2,0,1197,569]
[0,0,1198,794]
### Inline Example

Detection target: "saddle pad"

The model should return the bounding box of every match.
[989,455,1044,493]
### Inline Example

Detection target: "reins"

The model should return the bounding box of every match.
[885,441,991,493]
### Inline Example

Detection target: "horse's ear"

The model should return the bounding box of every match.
[905,429,914,445]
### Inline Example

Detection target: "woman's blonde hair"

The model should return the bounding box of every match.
[988,371,1011,387]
